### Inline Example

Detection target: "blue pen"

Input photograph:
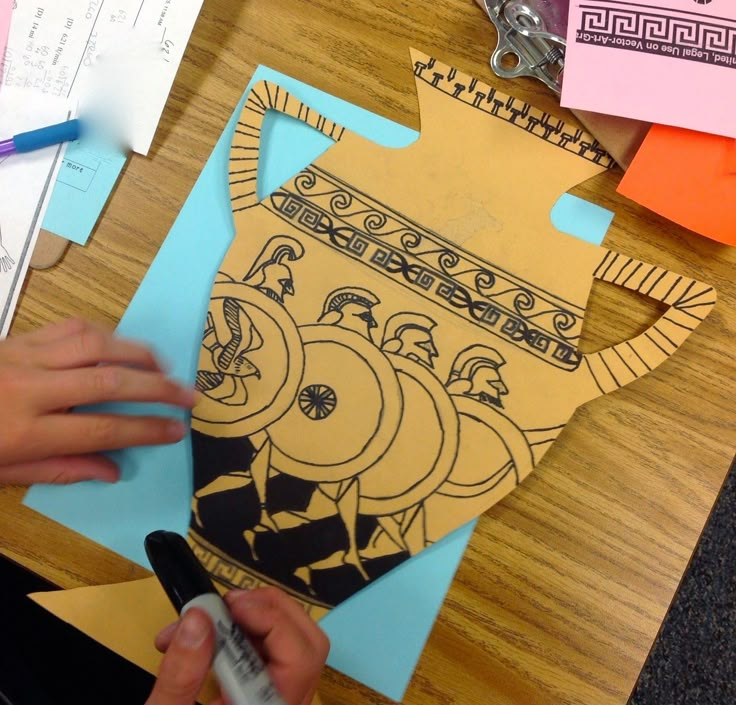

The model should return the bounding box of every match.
[0,119,82,158]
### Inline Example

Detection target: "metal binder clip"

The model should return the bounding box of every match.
[482,0,566,94]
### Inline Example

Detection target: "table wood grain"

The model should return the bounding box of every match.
[2,1,735,703]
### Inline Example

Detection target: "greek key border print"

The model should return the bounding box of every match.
[575,0,736,69]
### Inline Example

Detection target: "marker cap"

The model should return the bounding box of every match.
[145,530,217,613]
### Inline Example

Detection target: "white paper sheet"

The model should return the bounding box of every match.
[2,0,204,155]
[0,88,71,335]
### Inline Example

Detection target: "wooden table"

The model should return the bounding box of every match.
[1,1,735,703]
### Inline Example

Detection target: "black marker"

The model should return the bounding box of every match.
[145,530,286,705]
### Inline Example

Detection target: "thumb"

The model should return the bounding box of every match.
[146,608,215,705]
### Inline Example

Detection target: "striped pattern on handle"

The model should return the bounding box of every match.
[229,81,346,212]
[583,250,716,395]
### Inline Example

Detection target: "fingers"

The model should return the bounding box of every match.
[34,367,196,412]
[33,414,187,458]
[225,588,329,705]
[17,318,88,346]
[33,323,163,372]
[226,588,327,653]
[0,454,120,485]
[0,319,193,470]
[155,590,328,705]
[146,608,215,705]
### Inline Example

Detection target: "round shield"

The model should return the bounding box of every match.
[192,281,304,437]
[438,394,534,497]
[358,354,459,516]
[268,324,403,483]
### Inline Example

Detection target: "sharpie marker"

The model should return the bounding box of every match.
[145,530,286,705]
[0,119,82,158]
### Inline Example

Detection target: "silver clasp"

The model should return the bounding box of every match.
[483,0,566,95]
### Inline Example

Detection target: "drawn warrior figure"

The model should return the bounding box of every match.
[241,235,303,304]
[195,236,304,404]
[267,313,457,589]
[191,236,305,527]
[446,344,509,407]
[317,286,379,340]
[380,312,439,369]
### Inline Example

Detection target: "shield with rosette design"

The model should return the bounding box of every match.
[192,281,304,438]
[267,324,403,483]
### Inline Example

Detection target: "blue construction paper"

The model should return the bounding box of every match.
[42,139,127,246]
[552,192,614,237]
[26,65,612,701]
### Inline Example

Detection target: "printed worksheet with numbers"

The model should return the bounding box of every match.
[3,0,204,154]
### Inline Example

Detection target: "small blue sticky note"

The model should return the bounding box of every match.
[42,140,127,245]
[26,65,612,701]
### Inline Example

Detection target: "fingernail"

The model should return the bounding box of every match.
[176,610,210,650]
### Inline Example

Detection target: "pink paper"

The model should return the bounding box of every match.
[561,0,736,138]
[0,0,10,68]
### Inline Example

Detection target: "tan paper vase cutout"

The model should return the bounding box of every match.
[33,49,715,681]
[188,49,715,614]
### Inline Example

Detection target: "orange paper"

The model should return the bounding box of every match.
[619,125,736,246]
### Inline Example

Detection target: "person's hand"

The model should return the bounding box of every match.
[146,587,330,705]
[0,318,196,485]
